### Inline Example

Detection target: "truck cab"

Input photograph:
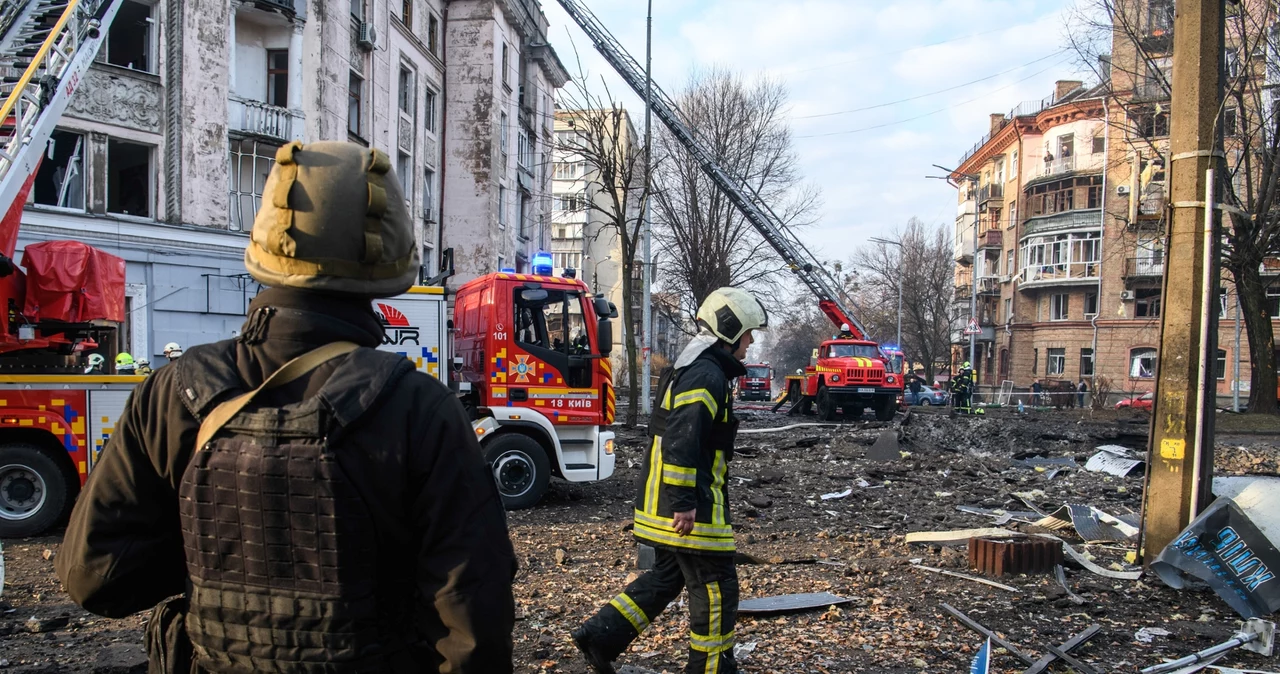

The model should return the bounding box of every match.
[453,272,616,508]
[738,363,773,401]
[804,339,901,421]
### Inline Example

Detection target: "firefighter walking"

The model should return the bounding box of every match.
[573,287,767,674]
[950,361,974,413]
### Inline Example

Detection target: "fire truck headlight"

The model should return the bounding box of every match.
[830,374,840,383]
[887,375,896,384]
[604,438,615,455]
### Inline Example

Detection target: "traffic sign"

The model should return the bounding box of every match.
[964,317,982,335]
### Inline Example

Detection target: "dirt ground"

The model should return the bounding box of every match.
[2,407,1278,673]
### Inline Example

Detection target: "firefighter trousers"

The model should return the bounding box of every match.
[579,547,738,674]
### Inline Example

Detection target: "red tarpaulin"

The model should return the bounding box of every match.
[20,241,125,323]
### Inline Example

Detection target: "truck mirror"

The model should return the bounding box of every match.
[520,288,548,302]
[597,318,613,355]
[592,297,611,317]
[607,301,619,319]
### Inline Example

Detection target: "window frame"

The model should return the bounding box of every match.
[1047,348,1066,376]
[1050,293,1069,321]
[266,49,290,108]
[1080,348,1095,377]
[1130,347,1158,379]
[348,71,364,139]
[106,138,154,219]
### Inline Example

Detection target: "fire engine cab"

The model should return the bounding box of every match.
[738,363,773,401]
[802,339,902,421]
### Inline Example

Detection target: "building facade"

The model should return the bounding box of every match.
[951,0,1280,402]
[16,0,565,361]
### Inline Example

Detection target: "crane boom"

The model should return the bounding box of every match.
[553,0,871,339]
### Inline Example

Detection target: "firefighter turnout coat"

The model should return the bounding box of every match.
[633,346,746,554]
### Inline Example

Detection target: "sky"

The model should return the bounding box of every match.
[540,0,1087,265]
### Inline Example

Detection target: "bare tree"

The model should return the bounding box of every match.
[557,74,651,426]
[851,219,960,382]
[762,298,833,383]
[651,67,821,320]
[1068,0,1280,412]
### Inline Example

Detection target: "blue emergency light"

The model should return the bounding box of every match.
[532,251,554,276]
[500,267,516,273]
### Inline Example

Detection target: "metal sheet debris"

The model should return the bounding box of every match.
[821,488,853,500]
[866,429,900,461]
[738,592,852,615]
[737,423,839,435]
[1085,446,1145,477]
[1153,478,1280,618]
[905,528,1023,546]
[1055,565,1087,605]
[1034,504,1140,542]
[1036,534,1143,580]
[1135,627,1172,643]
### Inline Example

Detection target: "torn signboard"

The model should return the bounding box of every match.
[1034,504,1140,542]
[1085,445,1145,477]
[1152,476,1280,618]
[738,592,852,615]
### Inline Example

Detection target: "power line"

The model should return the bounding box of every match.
[795,56,1074,139]
[792,50,1066,120]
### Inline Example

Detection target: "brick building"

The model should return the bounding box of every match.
[950,0,1279,403]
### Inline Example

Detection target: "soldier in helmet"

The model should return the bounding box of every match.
[573,287,768,674]
[57,142,517,673]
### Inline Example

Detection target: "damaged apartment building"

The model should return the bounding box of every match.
[949,0,1280,403]
[14,0,567,361]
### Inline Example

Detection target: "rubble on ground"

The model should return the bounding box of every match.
[0,408,1277,672]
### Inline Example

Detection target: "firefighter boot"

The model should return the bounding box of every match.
[571,625,618,674]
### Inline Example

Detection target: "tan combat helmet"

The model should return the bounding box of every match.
[244,141,420,298]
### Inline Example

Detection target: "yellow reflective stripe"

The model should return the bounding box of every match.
[690,630,735,653]
[661,463,697,487]
[644,436,663,513]
[633,521,736,552]
[662,384,673,410]
[704,581,725,674]
[673,388,718,418]
[634,509,733,536]
[609,593,650,634]
[711,450,727,526]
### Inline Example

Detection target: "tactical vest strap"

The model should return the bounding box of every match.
[194,341,358,449]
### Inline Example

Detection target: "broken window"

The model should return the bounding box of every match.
[104,0,153,73]
[1047,348,1065,376]
[1135,288,1162,318]
[267,49,289,108]
[1134,110,1170,138]
[348,72,363,138]
[107,139,151,217]
[423,167,436,221]
[228,137,279,231]
[1080,348,1094,377]
[1130,347,1157,378]
[1057,134,1074,159]
[33,130,85,210]
[1084,291,1098,317]
[397,152,413,206]
[1224,107,1238,136]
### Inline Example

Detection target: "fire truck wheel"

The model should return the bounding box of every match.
[485,433,551,510]
[874,396,897,422]
[816,385,838,422]
[0,443,68,538]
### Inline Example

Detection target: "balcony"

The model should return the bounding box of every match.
[979,228,1003,250]
[1018,261,1100,289]
[1123,257,1164,280]
[977,183,1004,204]
[229,96,301,143]
[1137,185,1165,218]
[253,0,295,13]
[1133,78,1170,102]
[1037,152,1104,179]
[977,276,1000,295]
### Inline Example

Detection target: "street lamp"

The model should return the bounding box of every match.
[591,254,612,290]
[868,236,903,348]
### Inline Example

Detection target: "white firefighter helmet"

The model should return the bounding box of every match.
[163,342,183,360]
[841,323,851,332]
[696,287,768,345]
[87,353,105,367]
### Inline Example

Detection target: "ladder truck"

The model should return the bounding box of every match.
[553,0,904,421]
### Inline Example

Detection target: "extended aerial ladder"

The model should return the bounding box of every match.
[553,0,873,340]
[0,0,123,261]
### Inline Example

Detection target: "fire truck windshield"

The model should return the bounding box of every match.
[515,289,590,355]
[828,344,879,359]
[745,366,770,379]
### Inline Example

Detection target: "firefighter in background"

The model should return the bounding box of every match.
[837,322,855,339]
[84,353,105,374]
[573,287,767,674]
[163,342,184,361]
[114,352,136,374]
[950,361,974,412]
[57,141,517,673]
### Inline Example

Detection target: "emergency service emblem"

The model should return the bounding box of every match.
[512,354,535,383]
[375,303,420,346]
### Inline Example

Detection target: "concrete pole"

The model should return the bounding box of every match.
[1141,0,1222,563]
[1234,291,1241,412]
[896,266,903,348]
[640,0,653,415]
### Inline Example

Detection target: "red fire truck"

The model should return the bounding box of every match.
[802,338,903,421]
[737,363,773,401]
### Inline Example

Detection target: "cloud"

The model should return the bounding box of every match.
[542,0,1083,274]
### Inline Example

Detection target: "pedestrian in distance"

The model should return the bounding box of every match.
[1077,378,1089,408]
[1031,378,1043,407]
[56,141,517,674]
[573,287,768,674]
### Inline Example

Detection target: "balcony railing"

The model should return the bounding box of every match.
[1138,186,1165,216]
[977,276,1000,295]
[229,96,300,142]
[1019,261,1100,286]
[979,229,1002,249]
[253,0,296,12]
[977,183,1004,204]
[1124,257,1164,278]
[1133,78,1170,101]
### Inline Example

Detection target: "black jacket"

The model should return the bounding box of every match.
[56,288,517,672]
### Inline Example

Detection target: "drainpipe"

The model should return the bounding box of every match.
[1093,96,1109,403]
[437,4,448,272]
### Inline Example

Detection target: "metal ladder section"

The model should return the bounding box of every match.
[553,0,871,338]
[0,0,122,232]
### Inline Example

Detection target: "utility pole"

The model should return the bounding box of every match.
[640,0,653,415]
[868,236,904,347]
[1141,0,1222,563]
[969,200,978,374]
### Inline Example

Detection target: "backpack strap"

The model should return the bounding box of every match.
[194,341,359,450]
